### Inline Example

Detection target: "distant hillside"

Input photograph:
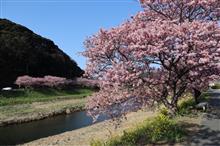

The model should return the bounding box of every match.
[0,19,84,87]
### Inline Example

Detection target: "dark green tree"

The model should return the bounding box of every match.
[0,19,84,87]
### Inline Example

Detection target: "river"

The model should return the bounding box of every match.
[0,111,107,145]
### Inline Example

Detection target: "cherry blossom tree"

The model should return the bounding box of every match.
[74,78,100,89]
[15,75,100,89]
[83,0,220,120]
[15,75,35,88]
[15,75,68,88]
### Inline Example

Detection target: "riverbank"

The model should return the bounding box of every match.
[22,91,220,146]
[0,98,86,126]
[22,110,202,146]
[0,88,94,126]
[23,110,155,146]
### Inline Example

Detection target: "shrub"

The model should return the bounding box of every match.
[90,139,103,146]
[159,107,169,116]
[177,93,209,116]
[90,115,185,146]
[177,97,195,115]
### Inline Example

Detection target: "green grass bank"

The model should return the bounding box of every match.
[0,87,94,126]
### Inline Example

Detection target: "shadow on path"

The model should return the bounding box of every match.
[174,90,220,146]
[182,123,220,146]
[202,90,220,131]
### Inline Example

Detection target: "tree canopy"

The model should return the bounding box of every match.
[83,0,220,120]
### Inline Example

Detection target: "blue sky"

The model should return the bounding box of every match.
[0,0,141,69]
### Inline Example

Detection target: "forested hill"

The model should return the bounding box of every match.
[0,19,84,87]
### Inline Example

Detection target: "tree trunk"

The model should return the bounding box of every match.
[162,99,178,116]
[169,103,178,116]
[193,88,201,104]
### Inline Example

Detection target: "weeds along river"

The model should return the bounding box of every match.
[0,111,108,145]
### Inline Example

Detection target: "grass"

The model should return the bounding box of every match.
[0,98,87,120]
[95,93,208,146]
[0,87,95,123]
[90,114,185,146]
[98,92,209,146]
[177,95,197,115]
[178,93,210,115]
[0,87,94,106]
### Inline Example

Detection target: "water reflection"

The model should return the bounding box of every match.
[0,111,107,145]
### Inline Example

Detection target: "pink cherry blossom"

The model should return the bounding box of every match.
[82,0,220,120]
[15,75,68,88]
[15,75,100,89]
